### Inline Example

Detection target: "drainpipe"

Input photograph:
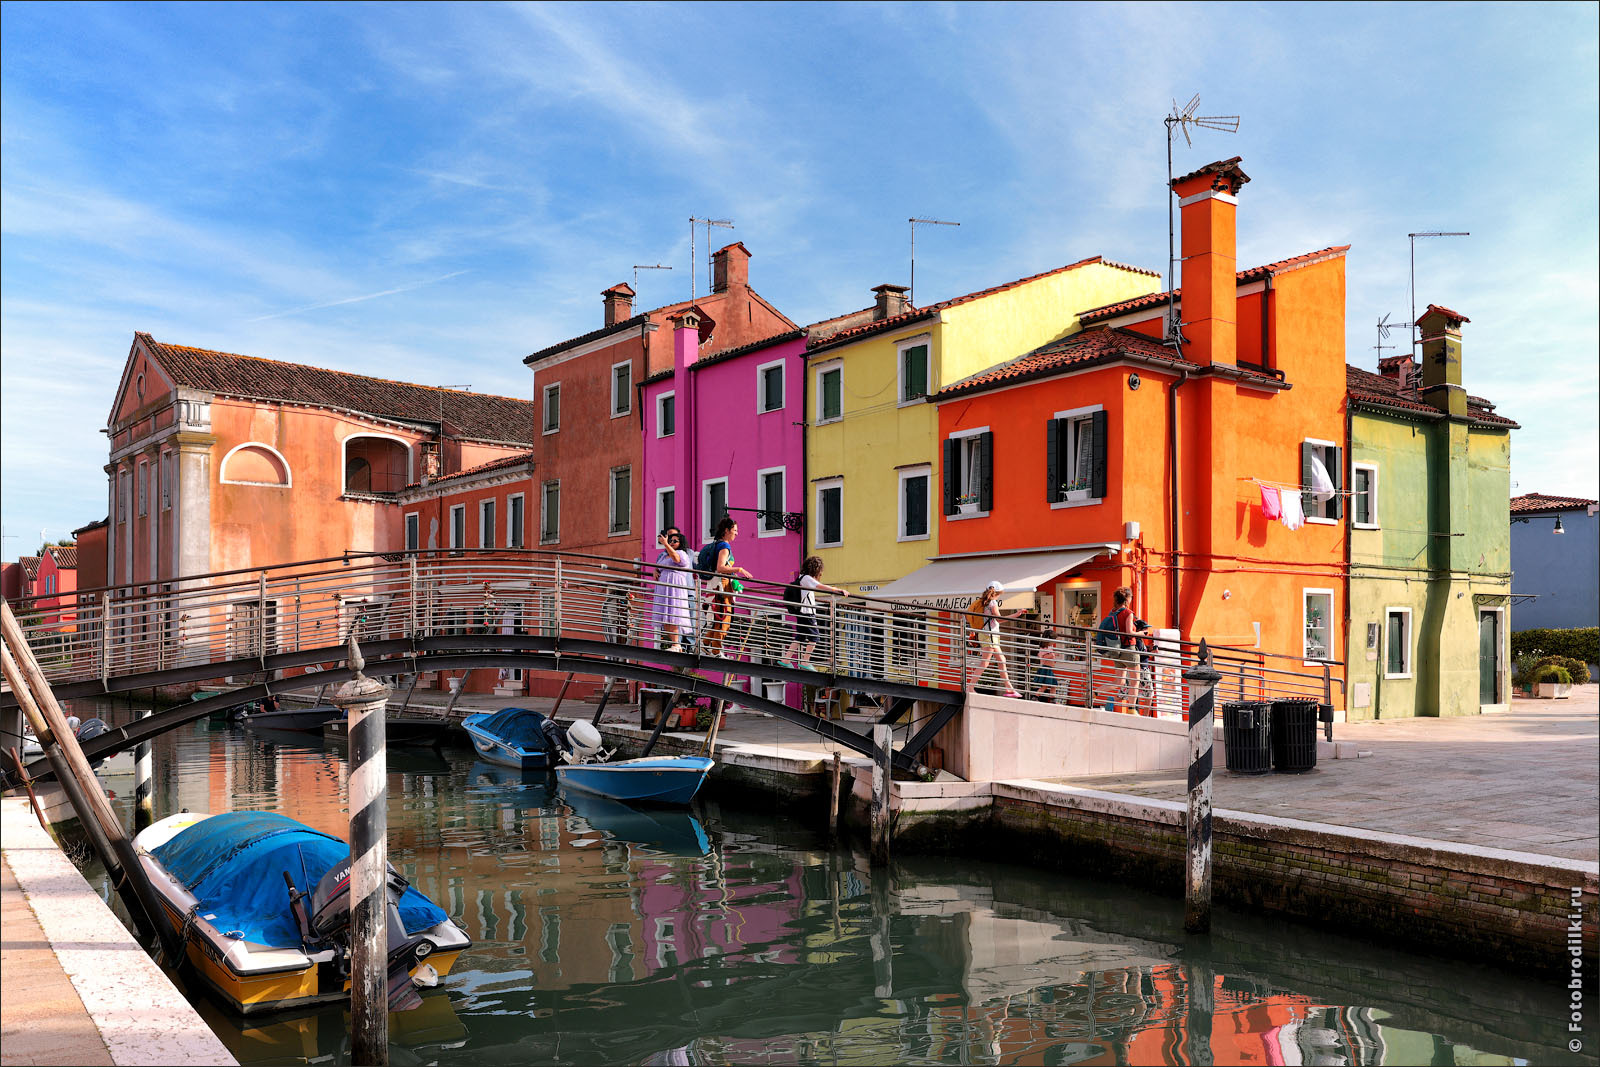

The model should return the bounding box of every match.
[1261,274,1273,369]
[1167,367,1190,630]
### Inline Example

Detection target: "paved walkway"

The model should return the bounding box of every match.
[1045,686,1600,861]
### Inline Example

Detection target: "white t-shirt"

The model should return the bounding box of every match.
[798,574,821,614]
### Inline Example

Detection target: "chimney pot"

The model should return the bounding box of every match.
[603,283,636,327]
[711,242,750,293]
[871,283,910,320]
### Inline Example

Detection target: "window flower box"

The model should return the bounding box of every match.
[957,502,979,515]
[1063,488,1091,503]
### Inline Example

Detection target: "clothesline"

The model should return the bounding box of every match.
[1240,476,1355,498]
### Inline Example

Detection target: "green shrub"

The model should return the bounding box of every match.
[1534,665,1572,685]
[1512,651,1543,688]
[1535,655,1591,686]
[1512,627,1600,665]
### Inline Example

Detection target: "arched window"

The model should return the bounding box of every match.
[219,443,291,487]
[342,435,410,495]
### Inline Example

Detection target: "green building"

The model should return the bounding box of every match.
[1345,305,1519,719]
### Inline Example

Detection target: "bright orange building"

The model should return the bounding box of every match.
[925,158,1349,682]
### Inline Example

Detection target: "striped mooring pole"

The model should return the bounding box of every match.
[133,709,154,832]
[333,636,392,1066]
[1183,638,1222,934]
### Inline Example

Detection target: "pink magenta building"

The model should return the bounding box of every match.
[640,312,808,588]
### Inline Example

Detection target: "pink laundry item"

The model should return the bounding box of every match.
[1279,489,1305,531]
[1258,484,1282,520]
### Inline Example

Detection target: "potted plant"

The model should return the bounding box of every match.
[1535,664,1573,699]
[1511,651,1541,694]
[1060,479,1092,503]
[956,492,981,515]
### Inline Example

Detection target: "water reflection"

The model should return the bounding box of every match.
[76,698,1558,1067]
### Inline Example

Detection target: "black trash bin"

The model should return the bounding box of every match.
[1270,698,1320,773]
[1221,701,1272,775]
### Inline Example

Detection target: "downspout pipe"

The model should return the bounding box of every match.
[1168,367,1190,631]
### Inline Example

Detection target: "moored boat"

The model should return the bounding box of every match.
[134,810,470,1015]
[552,720,713,806]
[323,712,455,749]
[461,707,569,770]
[239,704,341,733]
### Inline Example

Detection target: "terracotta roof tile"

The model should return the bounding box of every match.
[72,518,109,536]
[807,256,1161,356]
[403,450,535,491]
[689,329,805,372]
[937,326,1190,398]
[1078,246,1352,323]
[1510,493,1597,513]
[1419,303,1470,324]
[1346,364,1518,429]
[47,546,78,569]
[19,556,40,581]
[139,334,538,445]
[525,286,796,365]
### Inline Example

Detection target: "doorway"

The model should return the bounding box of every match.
[1478,609,1501,706]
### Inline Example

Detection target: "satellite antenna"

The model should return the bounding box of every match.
[689,217,735,301]
[909,217,960,308]
[1164,95,1240,345]
[1406,231,1469,354]
[632,263,672,291]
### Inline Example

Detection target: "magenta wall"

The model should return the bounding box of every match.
[641,330,807,590]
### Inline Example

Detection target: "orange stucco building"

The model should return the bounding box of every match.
[928,158,1349,681]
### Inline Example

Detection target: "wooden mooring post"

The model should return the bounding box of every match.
[827,751,842,841]
[333,636,391,1067]
[870,723,892,865]
[1182,639,1222,934]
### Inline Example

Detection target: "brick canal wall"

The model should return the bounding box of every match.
[890,782,1597,977]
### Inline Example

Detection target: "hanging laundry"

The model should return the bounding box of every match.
[1258,483,1282,520]
[1308,455,1335,502]
[1280,489,1305,531]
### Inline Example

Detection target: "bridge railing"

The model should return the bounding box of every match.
[7,549,1341,718]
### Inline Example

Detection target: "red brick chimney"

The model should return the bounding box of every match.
[871,284,909,320]
[603,283,636,327]
[1170,157,1249,367]
[711,242,750,293]
[1377,353,1418,393]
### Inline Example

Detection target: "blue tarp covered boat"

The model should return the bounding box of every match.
[461,706,566,770]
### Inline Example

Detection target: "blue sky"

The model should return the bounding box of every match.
[3,2,1596,556]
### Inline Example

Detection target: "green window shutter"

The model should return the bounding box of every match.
[1330,446,1344,521]
[1301,441,1315,515]
[1046,418,1061,502]
[903,345,928,400]
[978,432,994,512]
[822,369,841,420]
[943,437,959,515]
[1090,410,1108,500]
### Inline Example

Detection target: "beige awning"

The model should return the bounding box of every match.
[873,546,1117,611]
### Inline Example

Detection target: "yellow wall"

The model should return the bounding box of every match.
[806,262,1159,591]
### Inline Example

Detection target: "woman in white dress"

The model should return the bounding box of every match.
[652,527,694,651]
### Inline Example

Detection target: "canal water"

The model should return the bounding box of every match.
[74,699,1575,1066]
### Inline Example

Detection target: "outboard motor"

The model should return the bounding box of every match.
[538,715,571,759]
[296,858,434,1011]
[563,720,605,763]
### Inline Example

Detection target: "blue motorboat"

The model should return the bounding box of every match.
[555,755,714,805]
[460,707,569,770]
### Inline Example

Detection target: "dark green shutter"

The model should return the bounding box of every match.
[1090,410,1108,500]
[1330,446,1344,520]
[943,437,959,515]
[1301,441,1315,515]
[979,432,994,512]
[1046,418,1061,502]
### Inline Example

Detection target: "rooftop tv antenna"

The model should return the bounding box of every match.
[1164,95,1240,344]
[1373,313,1413,358]
[632,263,672,291]
[689,217,735,302]
[909,218,960,308]
[1407,231,1469,354]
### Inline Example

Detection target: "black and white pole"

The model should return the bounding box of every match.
[1183,638,1222,934]
[133,709,154,832]
[333,636,391,1066]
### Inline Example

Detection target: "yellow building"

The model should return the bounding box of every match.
[803,258,1161,594]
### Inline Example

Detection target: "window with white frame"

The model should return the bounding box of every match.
[137,460,149,516]
[898,465,930,540]
[542,383,561,433]
[1301,439,1343,522]
[159,452,173,510]
[757,359,785,413]
[898,338,929,404]
[609,466,631,535]
[656,487,676,536]
[816,478,843,547]
[816,363,842,423]
[541,481,560,543]
[656,392,675,437]
[1303,589,1334,663]
[449,505,466,550]
[943,428,993,515]
[1351,463,1378,528]
[507,493,525,549]
[610,361,632,417]
[702,478,728,542]
[404,513,420,552]
[1047,407,1107,502]
[756,467,785,536]
[1385,608,1412,678]
[118,469,129,523]
[480,499,497,548]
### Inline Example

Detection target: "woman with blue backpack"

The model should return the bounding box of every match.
[1094,586,1138,712]
[697,516,752,656]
